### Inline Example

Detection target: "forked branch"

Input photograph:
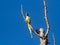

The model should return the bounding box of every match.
[43,0,50,37]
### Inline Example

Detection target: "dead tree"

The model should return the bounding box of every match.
[21,0,56,45]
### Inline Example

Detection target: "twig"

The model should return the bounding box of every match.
[52,33,56,45]
[27,24,41,37]
[32,29,41,37]
[43,0,50,37]
[21,4,25,20]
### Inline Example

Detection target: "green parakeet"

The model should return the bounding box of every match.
[25,13,31,24]
[25,12,33,38]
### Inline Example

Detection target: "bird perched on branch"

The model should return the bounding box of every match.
[25,12,33,38]
[25,12,31,24]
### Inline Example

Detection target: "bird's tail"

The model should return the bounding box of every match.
[28,24,33,38]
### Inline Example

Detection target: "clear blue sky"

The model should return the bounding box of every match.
[0,0,60,45]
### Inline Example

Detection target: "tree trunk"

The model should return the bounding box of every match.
[40,38,47,45]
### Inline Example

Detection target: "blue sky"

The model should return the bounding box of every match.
[0,0,60,45]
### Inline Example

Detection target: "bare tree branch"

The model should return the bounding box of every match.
[21,4,25,21]
[43,0,50,37]
[20,0,56,45]
[52,33,56,45]
[32,29,41,37]
[27,24,41,37]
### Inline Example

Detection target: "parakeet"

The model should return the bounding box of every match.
[25,12,31,24]
[27,24,33,38]
[25,12,33,38]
